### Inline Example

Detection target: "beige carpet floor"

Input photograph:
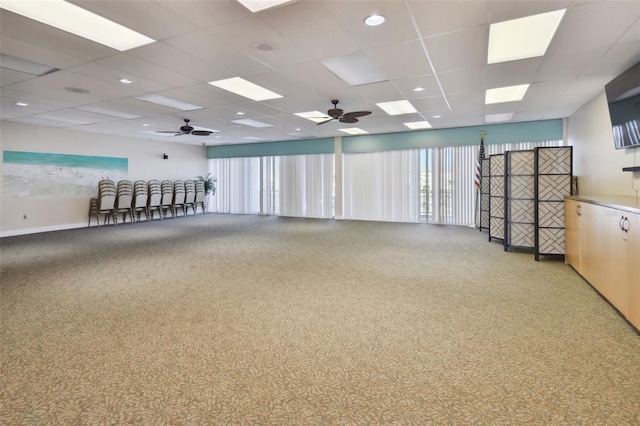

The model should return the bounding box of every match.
[1,214,639,424]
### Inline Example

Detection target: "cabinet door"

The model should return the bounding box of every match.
[578,202,602,287]
[600,207,628,312]
[622,212,640,329]
[564,199,581,271]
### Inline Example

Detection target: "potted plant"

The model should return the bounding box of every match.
[196,173,216,211]
[196,173,217,196]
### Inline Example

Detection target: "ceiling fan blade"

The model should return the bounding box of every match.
[191,130,213,136]
[316,118,334,126]
[343,111,371,119]
[339,116,359,124]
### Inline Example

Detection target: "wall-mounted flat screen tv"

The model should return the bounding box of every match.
[605,61,640,149]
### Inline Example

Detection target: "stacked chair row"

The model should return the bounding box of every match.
[88,179,207,227]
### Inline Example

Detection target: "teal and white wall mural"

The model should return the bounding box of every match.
[2,151,128,199]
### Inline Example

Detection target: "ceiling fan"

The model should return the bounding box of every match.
[316,100,371,125]
[156,119,214,136]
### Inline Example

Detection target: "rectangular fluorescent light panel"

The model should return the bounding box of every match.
[339,128,369,135]
[37,114,93,125]
[75,105,142,119]
[208,77,282,101]
[488,9,566,64]
[377,100,418,116]
[139,130,173,137]
[295,111,331,123]
[242,136,268,141]
[321,52,388,87]
[0,0,155,51]
[404,120,432,130]
[236,0,293,13]
[485,84,529,104]
[485,113,514,123]
[0,54,58,76]
[134,94,204,111]
[232,119,273,128]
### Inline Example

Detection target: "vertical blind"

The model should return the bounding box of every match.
[343,150,420,223]
[277,154,334,218]
[423,140,564,226]
[209,140,562,225]
[209,154,334,218]
[208,157,260,214]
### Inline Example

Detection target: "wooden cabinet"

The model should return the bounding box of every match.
[565,197,640,330]
[564,199,581,271]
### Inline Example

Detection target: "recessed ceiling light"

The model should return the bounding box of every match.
[236,112,245,115]
[488,9,566,64]
[377,100,418,116]
[134,94,204,111]
[15,102,28,107]
[485,84,529,104]
[295,128,301,131]
[364,14,385,26]
[142,123,149,127]
[242,136,268,141]
[321,52,388,87]
[294,111,331,123]
[0,53,58,76]
[208,77,282,101]
[432,115,442,118]
[339,128,369,135]
[232,119,273,128]
[0,0,155,51]
[404,121,432,130]
[413,86,425,92]
[119,78,133,84]
[236,0,293,13]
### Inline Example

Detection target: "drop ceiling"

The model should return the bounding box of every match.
[1,0,639,146]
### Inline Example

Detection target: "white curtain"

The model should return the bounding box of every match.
[208,157,260,214]
[343,150,420,223]
[273,154,334,218]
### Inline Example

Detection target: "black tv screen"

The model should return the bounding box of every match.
[604,61,640,149]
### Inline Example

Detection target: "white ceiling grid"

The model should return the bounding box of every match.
[0,0,639,146]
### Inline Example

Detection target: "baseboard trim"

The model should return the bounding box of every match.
[1,222,88,238]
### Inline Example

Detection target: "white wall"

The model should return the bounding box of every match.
[1,122,207,236]
[567,91,640,196]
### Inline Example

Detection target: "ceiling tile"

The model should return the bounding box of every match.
[0,10,116,60]
[438,66,486,95]
[67,0,193,40]
[486,58,542,88]
[487,1,570,24]
[96,53,199,88]
[423,26,489,73]
[547,1,640,55]
[0,35,84,70]
[366,40,431,80]
[410,0,489,37]
[260,1,360,60]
